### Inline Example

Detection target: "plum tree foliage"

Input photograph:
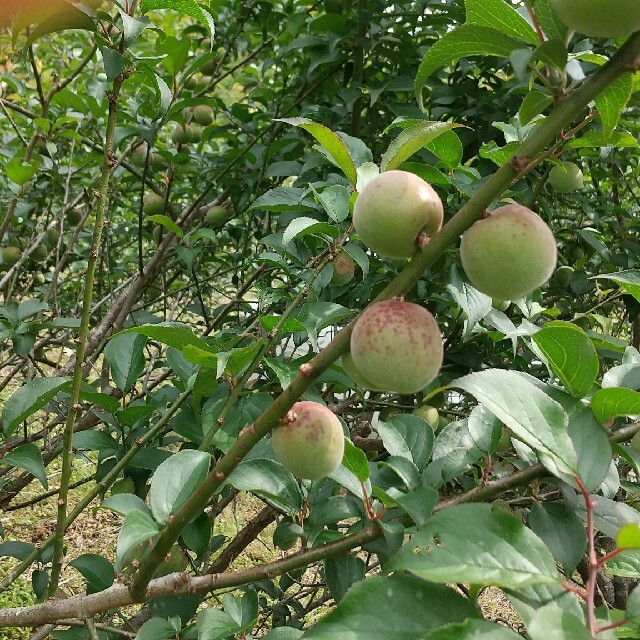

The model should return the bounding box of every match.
[1,0,640,638]
[460,204,557,301]
[353,170,443,258]
[271,401,345,480]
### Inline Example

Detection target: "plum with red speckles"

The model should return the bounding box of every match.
[353,170,443,259]
[460,204,557,301]
[350,300,443,394]
[271,401,345,480]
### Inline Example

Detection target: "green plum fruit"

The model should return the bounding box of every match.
[413,404,439,429]
[205,205,230,227]
[190,123,203,142]
[549,0,640,37]
[330,251,355,285]
[171,124,192,145]
[46,227,59,245]
[66,208,82,226]
[350,299,443,394]
[554,265,574,288]
[31,244,48,262]
[548,161,584,193]
[271,401,345,480]
[2,246,21,265]
[460,204,557,301]
[193,104,214,126]
[353,170,444,259]
[143,193,165,216]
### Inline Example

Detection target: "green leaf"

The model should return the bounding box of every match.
[277,118,357,184]
[1,443,48,490]
[149,450,211,525]
[315,185,351,223]
[6,157,39,185]
[147,214,184,238]
[595,74,633,139]
[533,0,568,41]
[381,122,462,172]
[527,601,591,640]
[465,0,539,43]
[519,90,553,125]
[447,266,492,337]
[528,502,586,575]
[116,10,151,47]
[140,0,215,37]
[104,332,146,393]
[387,503,560,588]
[223,591,258,632]
[395,486,439,527]
[114,510,158,573]
[69,554,115,595]
[532,321,598,398]
[415,25,521,110]
[260,316,307,335]
[72,430,118,452]
[628,585,640,622]
[226,458,304,516]
[597,270,640,302]
[116,322,211,352]
[533,39,568,71]
[197,609,241,640]
[303,573,479,639]
[250,187,319,213]
[423,619,523,639]
[137,618,179,640]
[592,387,640,424]
[376,415,433,471]
[0,541,35,561]
[453,370,575,476]
[342,439,369,482]
[2,376,71,437]
[25,3,96,48]
[567,131,638,149]
[282,217,339,246]
[324,554,366,602]
[101,47,126,81]
[422,418,486,488]
[101,493,152,519]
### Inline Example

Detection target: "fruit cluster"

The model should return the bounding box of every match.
[272,169,560,481]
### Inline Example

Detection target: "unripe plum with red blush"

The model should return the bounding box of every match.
[271,401,345,480]
[460,204,557,301]
[353,170,444,259]
[330,251,355,285]
[350,299,443,394]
